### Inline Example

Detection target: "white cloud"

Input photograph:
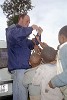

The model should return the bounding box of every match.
[28,0,67,49]
[0,0,67,49]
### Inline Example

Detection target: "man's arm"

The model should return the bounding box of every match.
[7,24,39,39]
[6,24,40,46]
[27,27,43,50]
[23,25,39,37]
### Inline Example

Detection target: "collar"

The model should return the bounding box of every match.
[59,42,67,49]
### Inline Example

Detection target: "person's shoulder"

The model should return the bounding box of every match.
[24,67,37,74]
[7,24,16,31]
[59,43,67,54]
[60,42,67,50]
[37,63,56,70]
[8,24,16,29]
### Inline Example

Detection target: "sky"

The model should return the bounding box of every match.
[0,0,67,49]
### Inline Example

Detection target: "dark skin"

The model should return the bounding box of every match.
[49,34,67,89]
[48,81,55,89]
[29,53,41,68]
[35,36,48,48]
[34,34,56,89]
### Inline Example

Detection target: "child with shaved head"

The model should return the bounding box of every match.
[22,52,41,100]
[23,45,63,100]
[32,46,63,100]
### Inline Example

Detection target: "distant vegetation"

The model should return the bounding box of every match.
[0,0,33,26]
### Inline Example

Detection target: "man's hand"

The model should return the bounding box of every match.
[32,25,43,35]
[32,25,39,30]
[37,27,43,36]
[48,81,55,89]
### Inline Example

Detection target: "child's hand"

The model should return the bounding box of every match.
[34,45,40,51]
[35,35,40,41]
[48,81,55,89]
[32,38,36,45]
[34,45,41,54]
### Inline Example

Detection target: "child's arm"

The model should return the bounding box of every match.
[32,27,43,45]
[22,75,29,88]
[22,70,32,87]
[35,36,48,48]
[33,45,41,54]
[49,45,67,88]
[22,69,36,87]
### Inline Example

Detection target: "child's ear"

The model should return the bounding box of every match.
[62,35,66,42]
[63,35,67,42]
[60,35,65,43]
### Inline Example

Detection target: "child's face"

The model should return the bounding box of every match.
[29,54,41,68]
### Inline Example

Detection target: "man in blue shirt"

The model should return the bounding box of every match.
[6,13,42,100]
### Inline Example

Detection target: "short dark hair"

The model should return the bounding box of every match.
[59,25,67,38]
[41,46,57,63]
[30,53,41,67]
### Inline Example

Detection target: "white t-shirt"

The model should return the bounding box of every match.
[32,64,63,100]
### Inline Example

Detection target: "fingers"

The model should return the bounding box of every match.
[32,25,39,30]
[32,25,43,34]
[35,35,39,40]
[48,81,55,89]
[37,27,43,36]
[38,27,43,32]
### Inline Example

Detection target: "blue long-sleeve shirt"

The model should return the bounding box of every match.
[6,24,41,72]
[51,42,67,87]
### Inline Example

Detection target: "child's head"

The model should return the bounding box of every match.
[41,46,57,63]
[58,25,67,45]
[29,53,41,68]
